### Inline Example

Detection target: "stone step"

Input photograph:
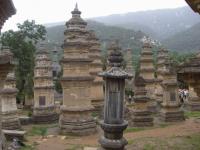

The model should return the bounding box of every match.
[2,130,26,141]
[84,147,97,150]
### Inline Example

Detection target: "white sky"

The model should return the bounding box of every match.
[2,0,188,31]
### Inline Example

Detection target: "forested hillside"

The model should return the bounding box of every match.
[162,23,200,52]
[92,6,200,40]
[46,20,146,51]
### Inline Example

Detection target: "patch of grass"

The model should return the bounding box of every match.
[91,112,98,118]
[27,126,47,136]
[143,143,156,150]
[28,111,32,117]
[127,134,200,150]
[26,124,58,136]
[185,134,200,149]
[20,145,35,150]
[184,111,200,118]
[127,139,134,145]
[125,127,146,133]
[159,123,169,128]
[66,145,84,150]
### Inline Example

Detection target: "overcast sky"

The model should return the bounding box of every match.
[2,0,188,31]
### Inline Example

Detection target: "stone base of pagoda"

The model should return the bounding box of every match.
[185,97,200,111]
[59,106,97,136]
[130,110,154,127]
[99,121,128,150]
[160,108,185,122]
[33,106,58,124]
[0,133,7,150]
[91,99,104,116]
[1,111,21,130]
[2,119,21,131]
[147,100,158,113]
[124,104,136,126]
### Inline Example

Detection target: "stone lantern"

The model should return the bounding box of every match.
[98,41,132,150]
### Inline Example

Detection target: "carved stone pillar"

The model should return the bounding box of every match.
[98,41,132,150]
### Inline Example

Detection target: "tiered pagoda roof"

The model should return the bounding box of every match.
[186,0,200,14]
[0,0,16,30]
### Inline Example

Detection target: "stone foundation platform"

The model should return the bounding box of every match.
[59,119,97,136]
[33,113,58,124]
[131,110,153,127]
[2,119,21,130]
[185,101,200,111]
[59,107,97,136]
[160,109,185,122]
[2,112,21,130]
[33,106,58,124]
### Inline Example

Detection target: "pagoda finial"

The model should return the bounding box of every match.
[71,2,81,15]
[75,2,78,11]
[108,40,123,67]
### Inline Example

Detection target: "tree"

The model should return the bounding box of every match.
[0,20,46,104]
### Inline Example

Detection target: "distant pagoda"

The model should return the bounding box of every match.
[178,53,200,111]
[139,41,157,112]
[125,48,135,91]
[155,47,169,104]
[1,71,21,130]
[59,4,97,135]
[130,76,154,127]
[88,30,104,114]
[33,43,57,124]
[160,54,185,122]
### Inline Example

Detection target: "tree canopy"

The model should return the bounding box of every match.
[0,20,46,103]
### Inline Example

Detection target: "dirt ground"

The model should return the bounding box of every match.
[24,118,200,150]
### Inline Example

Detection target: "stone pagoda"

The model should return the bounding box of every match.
[139,41,156,112]
[130,76,154,127]
[59,4,96,135]
[1,71,21,130]
[178,53,200,111]
[88,30,104,114]
[0,1,16,149]
[33,43,57,124]
[160,55,185,122]
[125,48,134,94]
[98,40,132,150]
[155,47,169,104]
[0,47,14,149]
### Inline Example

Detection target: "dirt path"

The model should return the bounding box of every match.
[28,118,200,150]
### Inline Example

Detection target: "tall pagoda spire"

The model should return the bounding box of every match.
[71,2,81,16]
[60,5,97,135]
[66,3,86,28]
[75,3,78,11]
